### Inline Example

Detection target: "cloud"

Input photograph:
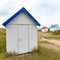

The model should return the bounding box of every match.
[0,0,37,16]
[32,0,60,27]
[34,0,58,16]
[0,0,60,28]
[0,0,15,15]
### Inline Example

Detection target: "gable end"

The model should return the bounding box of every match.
[2,7,41,27]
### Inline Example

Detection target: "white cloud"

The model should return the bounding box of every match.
[33,0,60,27]
[0,0,60,28]
[0,0,16,15]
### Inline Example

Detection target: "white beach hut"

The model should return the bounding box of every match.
[50,24,59,32]
[2,7,41,54]
[41,26,48,32]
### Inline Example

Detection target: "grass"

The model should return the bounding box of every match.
[0,28,6,42]
[51,29,60,35]
[0,28,6,52]
[38,31,60,40]
[45,30,60,40]
[0,28,60,60]
[1,45,60,60]
[44,35,60,40]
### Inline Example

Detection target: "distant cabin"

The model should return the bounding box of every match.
[2,7,41,54]
[50,24,59,32]
[41,26,48,32]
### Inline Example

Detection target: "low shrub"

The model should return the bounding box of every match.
[51,29,60,35]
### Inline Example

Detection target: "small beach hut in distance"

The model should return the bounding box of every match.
[2,7,41,54]
[41,26,48,32]
[50,24,59,32]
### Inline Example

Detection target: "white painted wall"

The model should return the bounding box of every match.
[50,28,58,32]
[29,25,37,51]
[9,12,35,25]
[6,25,18,53]
[41,28,48,32]
[6,12,37,54]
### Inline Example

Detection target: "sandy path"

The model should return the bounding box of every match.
[39,38,60,52]
[40,38,60,46]
[40,43,60,52]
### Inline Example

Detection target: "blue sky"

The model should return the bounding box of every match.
[0,0,60,28]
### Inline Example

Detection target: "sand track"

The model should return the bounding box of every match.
[40,38,60,46]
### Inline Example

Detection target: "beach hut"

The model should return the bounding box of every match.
[41,26,48,32]
[50,24,59,32]
[2,7,41,54]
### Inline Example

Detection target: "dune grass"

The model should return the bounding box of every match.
[0,28,60,60]
[45,30,60,40]
[0,45,60,60]
[44,35,60,40]
[38,31,60,40]
[0,28,6,53]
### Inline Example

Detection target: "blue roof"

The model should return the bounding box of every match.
[50,24,58,28]
[2,7,41,27]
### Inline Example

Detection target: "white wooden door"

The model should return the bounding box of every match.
[18,25,29,54]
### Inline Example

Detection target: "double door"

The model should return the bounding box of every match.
[18,25,29,54]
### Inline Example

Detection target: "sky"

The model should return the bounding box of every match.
[0,0,60,28]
